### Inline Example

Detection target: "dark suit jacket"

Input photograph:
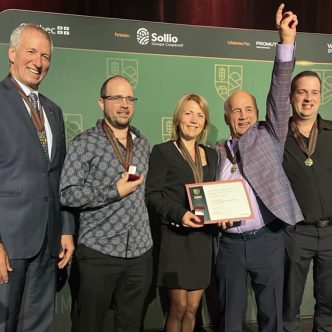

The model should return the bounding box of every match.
[215,59,303,226]
[0,76,74,259]
[146,141,218,225]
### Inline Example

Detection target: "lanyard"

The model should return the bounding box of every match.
[8,73,45,131]
[102,119,133,171]
[289,117,318,167]
[176,138,203,183]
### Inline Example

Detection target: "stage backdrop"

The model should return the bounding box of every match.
[1,9,331,331]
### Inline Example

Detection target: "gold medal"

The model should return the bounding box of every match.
[38,131,47,145]
[289,119,318,169]
[230,164,237,173]
[304,157,313,167]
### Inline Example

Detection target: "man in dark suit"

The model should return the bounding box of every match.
[0,24,75,332]
[214,5,303,332]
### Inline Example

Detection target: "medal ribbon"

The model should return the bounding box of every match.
[224,140,241,170]
[8,73,45,131]
[176,138,203,183]
[289,117,318,163]
[102,119,133,171]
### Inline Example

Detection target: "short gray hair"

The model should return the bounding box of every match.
[10,23,53,53]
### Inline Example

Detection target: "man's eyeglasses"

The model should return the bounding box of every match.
[101,95,138,104]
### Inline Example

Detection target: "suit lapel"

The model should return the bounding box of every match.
[238,122,258,162]
[4,79,50,165]
[6,80,39,137]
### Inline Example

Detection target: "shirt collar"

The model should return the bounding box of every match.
[288,114,332,135]
[226,136,239,153]
[11,75,38,97]
[318,114,332,131]
[97,119,139,140]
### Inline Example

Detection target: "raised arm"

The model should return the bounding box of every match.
[265,3,297,143]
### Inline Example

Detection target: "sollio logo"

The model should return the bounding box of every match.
[137,28,180,46]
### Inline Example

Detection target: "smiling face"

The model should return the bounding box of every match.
[99,77,135,130]
[290,76,321,122]
[9,27,52,91]
[178,99,206,141]
[224,91,258,139]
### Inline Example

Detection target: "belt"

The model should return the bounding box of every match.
[316,220,330,228]
[299,219,331,228]
[221,220,285,241]
[222,226,269,241]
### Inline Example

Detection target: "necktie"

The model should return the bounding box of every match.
[230,139,239,154]
[28,92,50,162]
[228,139,240,173]
[28,92,40,116]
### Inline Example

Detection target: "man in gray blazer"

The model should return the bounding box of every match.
[0,24,74,332]
[214,5,303,332]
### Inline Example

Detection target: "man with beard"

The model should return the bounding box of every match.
[60,76,153,332]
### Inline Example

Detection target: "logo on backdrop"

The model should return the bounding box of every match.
[313,69,332,105]
[56,26,70,35]
[24,23,70,36]
[136,28,183,48]
[64,114,83,143]
[162,117,173,142]
[215,65,243,101]
[137,28,150,45]
[106,58,138,89]
[255,41,277,50]
[327,43,332,54]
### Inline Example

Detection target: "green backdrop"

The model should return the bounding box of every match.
[1,8,331,330]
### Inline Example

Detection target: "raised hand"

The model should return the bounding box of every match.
[276,3,298,44]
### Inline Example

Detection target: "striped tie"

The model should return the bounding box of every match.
[28,92,40,116]
[28,92,49,162]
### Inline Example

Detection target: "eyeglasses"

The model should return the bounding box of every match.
[101,95,138,104]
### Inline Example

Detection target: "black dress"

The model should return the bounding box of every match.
[145,140,218,289]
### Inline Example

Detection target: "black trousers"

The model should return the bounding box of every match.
[283,224,332,332]
[76,245,152,332]
[0,237,57,332]
[215,229,284,332]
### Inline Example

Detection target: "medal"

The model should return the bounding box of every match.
[225,140,240,174]
[128,165,140,181]
[38,131,47,145]
[230,164,237,173]
[194,206,205,224]
[304,157,313,167]
[289,118,318,170]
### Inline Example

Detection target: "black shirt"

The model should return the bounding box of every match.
[283,115,332,223]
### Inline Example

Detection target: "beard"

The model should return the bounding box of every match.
[103,111,133,130]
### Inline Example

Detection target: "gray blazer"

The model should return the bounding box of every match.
[215,59,303,226]
[0,76,74,259]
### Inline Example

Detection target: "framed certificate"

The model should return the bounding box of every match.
[185,179,254,224]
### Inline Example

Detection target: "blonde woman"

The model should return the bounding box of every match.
[146,94,218,332]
